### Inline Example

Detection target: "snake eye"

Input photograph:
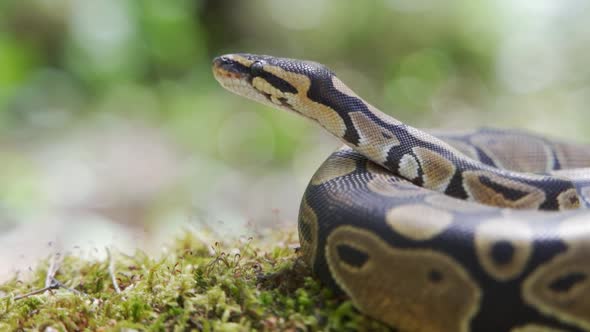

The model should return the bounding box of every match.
[251,61,265,76]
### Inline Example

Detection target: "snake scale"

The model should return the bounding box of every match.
[212,54,590,332]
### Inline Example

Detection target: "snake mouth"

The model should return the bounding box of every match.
[212,55,252,82]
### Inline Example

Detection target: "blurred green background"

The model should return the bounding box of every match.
[1,0,590,275]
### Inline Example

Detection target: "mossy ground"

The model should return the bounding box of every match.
[0,230,390,331]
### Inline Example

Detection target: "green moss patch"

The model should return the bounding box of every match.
[0,230,389,331]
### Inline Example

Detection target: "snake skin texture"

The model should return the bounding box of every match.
[212,54,590,332]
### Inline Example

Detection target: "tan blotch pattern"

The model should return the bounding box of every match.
[557,188,581,210]
[326,226,480,332]
[349,111,400,164]
[311,155,358,185]
[367,177,428,198]
[252,77,287,105]
[399,154,420,180]
[386,204,454,241]
[523,216,590,331]
[462,171,546,209]
[470,134,554,173]
[298,197,319,266]
[263,65,347,138]
[366,161,427,198]
[413,147,456,192]
[474,219,533,281]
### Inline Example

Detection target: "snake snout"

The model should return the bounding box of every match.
[212,54,251,81]
[212,55,226,66]
[212,55,233,70]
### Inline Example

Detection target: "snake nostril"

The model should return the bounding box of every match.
[213,55,231,68]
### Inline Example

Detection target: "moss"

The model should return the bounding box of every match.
[0,230,391,331]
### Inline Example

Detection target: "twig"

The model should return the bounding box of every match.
[45,253,62,288]
[7,253,91,302]
[106,247,121,294]
[50,278,86,297]
[13,284,58,301]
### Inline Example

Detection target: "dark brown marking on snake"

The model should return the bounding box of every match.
[491,240,516,266]
[253,67,298,94]
[479,175,531,201]
[548,273,587,293]
[429,269,444,283]
[337,244,370,269]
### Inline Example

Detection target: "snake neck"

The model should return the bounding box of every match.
[312,76,581,211]
[211,53,581,211]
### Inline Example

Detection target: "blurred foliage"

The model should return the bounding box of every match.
[1,0,589,151]
[1,0,590,228]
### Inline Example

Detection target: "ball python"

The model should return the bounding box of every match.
[212,54,590,332]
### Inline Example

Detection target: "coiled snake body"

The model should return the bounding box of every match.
[212,54,590,332]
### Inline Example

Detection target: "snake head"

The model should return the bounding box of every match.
[212,53,335,118]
